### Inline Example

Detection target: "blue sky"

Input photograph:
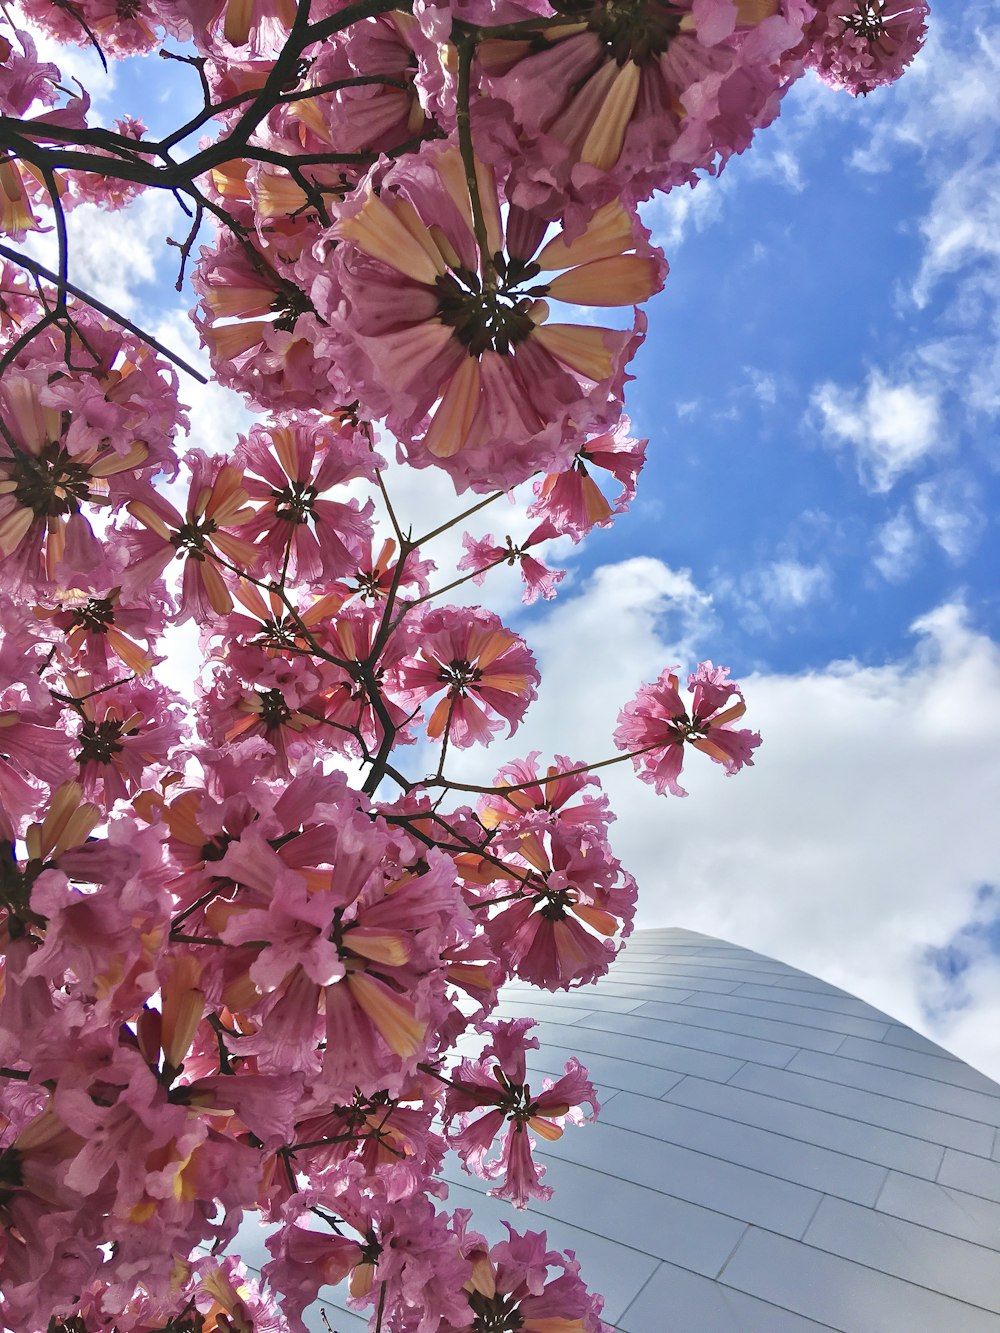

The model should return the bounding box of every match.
[20,0,1000,1076]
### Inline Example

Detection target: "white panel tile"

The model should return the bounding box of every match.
[659,955,795,976]
[877,1171,1000,1252]
[577,1010,799,1069]
[690,989,891,1040]
[733,981,891,1018]
[665,1076,944,1179]
[441,1152,746,1279]
[604,967,740,994]
[634,999,847,1053]
[502,985,646,1013]
[882,1023,961,1058]
[805,1195,1000,1311]
[720,1227,1000,1332]
[491,999,598,1025]
[736,973,867,997]
[730,1062,997,1154]
[939,1148,1000,1203]
[532,1020,746,1082]
[835,1035,1000,1096]
[617,1259,836,1332]
[608,970,746,991]
[585,981,701,1003]
[539,1119,822,1238]
[528,1042,687,1097]
[599,1091,887,1204]
[787,1049,1000,1126]
[656,966,802,988]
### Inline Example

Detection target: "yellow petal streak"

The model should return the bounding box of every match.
[338,194,442,285]
[536,202,634,271]
[346,930,411,967]
[424,356,481,458]
[533,325,614,382]
[347,972,425,1057]
[579,61,640,170]
[546,256,661,307]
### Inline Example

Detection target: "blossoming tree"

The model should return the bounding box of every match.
[0,1,926,1329]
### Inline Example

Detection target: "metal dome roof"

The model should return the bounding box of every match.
[308,927,1000,1331]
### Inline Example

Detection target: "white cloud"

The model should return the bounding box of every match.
[151,310,255,459]
[811,371,942,492]
[913,164,1000,309]
[872,508,920,582]
[913,473,985,562]
[642,182,726,252]
[716,558,831,635]
[448,564,1000,1078]
[757,559,829,608]
[24,189,183,318]
[745,368,778,406]
[845,8,1000,424]
[851,13,1000,176]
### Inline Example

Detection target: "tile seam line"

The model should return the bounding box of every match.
[624,1004,864,1047]
[734,1039,1000,1098]
[527,1145,816,1235]
[604,1093,903,1180]
[573,1019,800,1062]
[535,1132,830,1213]
[872,1189,1000,1254]
[732,1222,1000,1319]
[527,1035,746,1078]
[662,1081,962,1166]
[807,1047,997,1094]
[721,1089,994,1158]
[738,1063,1000,1130]
[442,1173,725,1263]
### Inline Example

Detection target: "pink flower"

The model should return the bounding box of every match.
[192,231,341,414]
[805,0,928,95]
[456,1216,607,1333]
[264,1214,367,1333]
[477,752,613,834]
[477,825,637,989]
[124,449,258,621]
[321,602,420,755]
[614,660,762,796]
[529,420,648,540]
[68,675,186,809]
[198,646,327,777]
[458,522,566,604]
[397,606,540,748]
[336,535,435,604]
[233,417,379,585]
[444,1018,598,1207]
[0,372,162,589]
[308,145,665,491]
[480,0,810,225]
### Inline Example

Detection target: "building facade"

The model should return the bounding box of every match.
[312,927,1000,1330]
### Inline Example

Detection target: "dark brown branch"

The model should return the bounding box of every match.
[0,244,208,382]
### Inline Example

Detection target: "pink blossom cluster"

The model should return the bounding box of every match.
[0,0,928,1327]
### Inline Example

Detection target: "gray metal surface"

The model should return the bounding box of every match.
[302,927,1000,1330]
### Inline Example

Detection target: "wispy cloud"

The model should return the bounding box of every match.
[872,508,920,582]
[811,371,942,492]
[913,472,985,562]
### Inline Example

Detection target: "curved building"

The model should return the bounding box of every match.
[313,928,1000,1331]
